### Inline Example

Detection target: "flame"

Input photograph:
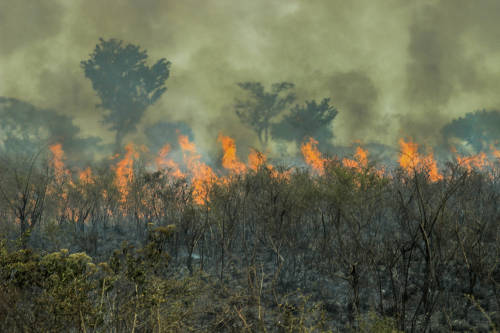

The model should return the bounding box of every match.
[155,144,184,178]
[178,134,196,153]
[218,133,246,174]
[301,137,326,175]
[47,134,500,212]
[490,144,500,160]
[248,148,267,171]
[342,146,368,171]
[49,143,71,184]
[178,134,217,205]
[114,143,139,204]
[79,167,94,184]
[398,139,442,182]
[456,152,487,172]
[270,167,293,181]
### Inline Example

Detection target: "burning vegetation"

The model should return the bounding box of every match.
[1,36,500,332]
[1,132,499,331]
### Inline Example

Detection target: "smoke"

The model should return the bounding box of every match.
[1,0,500,158]
[402,0,500,142]
[0,1,64,56]
[441,109,500,153]
[328,71,379,141]
[0,97,104,162]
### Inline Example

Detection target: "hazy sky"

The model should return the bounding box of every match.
[1,0,499,155]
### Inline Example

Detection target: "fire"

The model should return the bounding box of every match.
[301,137,326,175]
[218,133,246,174]
[49,143,70,184]
[115,143,139,204]
[270,167,293,181]
[178,134,196,153]
[155,143,184,178]
[398,139,442,182]
[342,146,368,171]
[456,152,487,172]
[248,148,267,171]
[79,167,94,184]
[178,134,217,205]
[490,144,500,160]
[47,135,499,212]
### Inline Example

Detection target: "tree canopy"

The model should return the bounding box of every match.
[441,109,500,152]
[81,38,171,151]
[272,98,338,147]
[234,82,296,146]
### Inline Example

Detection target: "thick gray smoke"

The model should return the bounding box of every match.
[1,0,500,158]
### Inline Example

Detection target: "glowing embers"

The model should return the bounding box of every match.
[398,139,442,182]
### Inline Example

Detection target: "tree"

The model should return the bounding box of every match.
[272,98,338,147]
[0,97,102,160]
[441,109,500,153]
[81,38,171,152]
[0,151,49,248]
[235,82,295,146]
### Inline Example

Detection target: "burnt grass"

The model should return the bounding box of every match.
[0,159,499,332]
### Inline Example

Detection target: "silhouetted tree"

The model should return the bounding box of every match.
[81,38,171,152]
[0,97,102,161]
[235,82,295,146]
[442,109,500,153]
[272,98,338,147]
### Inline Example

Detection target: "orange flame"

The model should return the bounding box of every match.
[178,134,196,153]
[301,137,326,175]
[49,143,71,184]
[398,139,442,182]
[178,134,217,205]
[218,133,246,174]
[115,143,139,204]
[248,148,267,171]
[456,152,487,172]
[79,167,94,184]
[155,144,184,178]
[342,146,368,171]
[490,144,500,160]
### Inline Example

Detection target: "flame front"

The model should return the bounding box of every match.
[49,134,499,212]
[115,143,139,204]
[155,143,184,178]
[79,167,94,184]
[490,144,500,160]
[301,137,326,175]
[248,148,266,171]
[49,143,70,185]
[218,133,246,174]
[178,134,217,205]
[456,152,487,172]
[342,146,368,171]
[398,139,442,182]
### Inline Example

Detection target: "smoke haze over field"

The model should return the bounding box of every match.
[1,0,500,156]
